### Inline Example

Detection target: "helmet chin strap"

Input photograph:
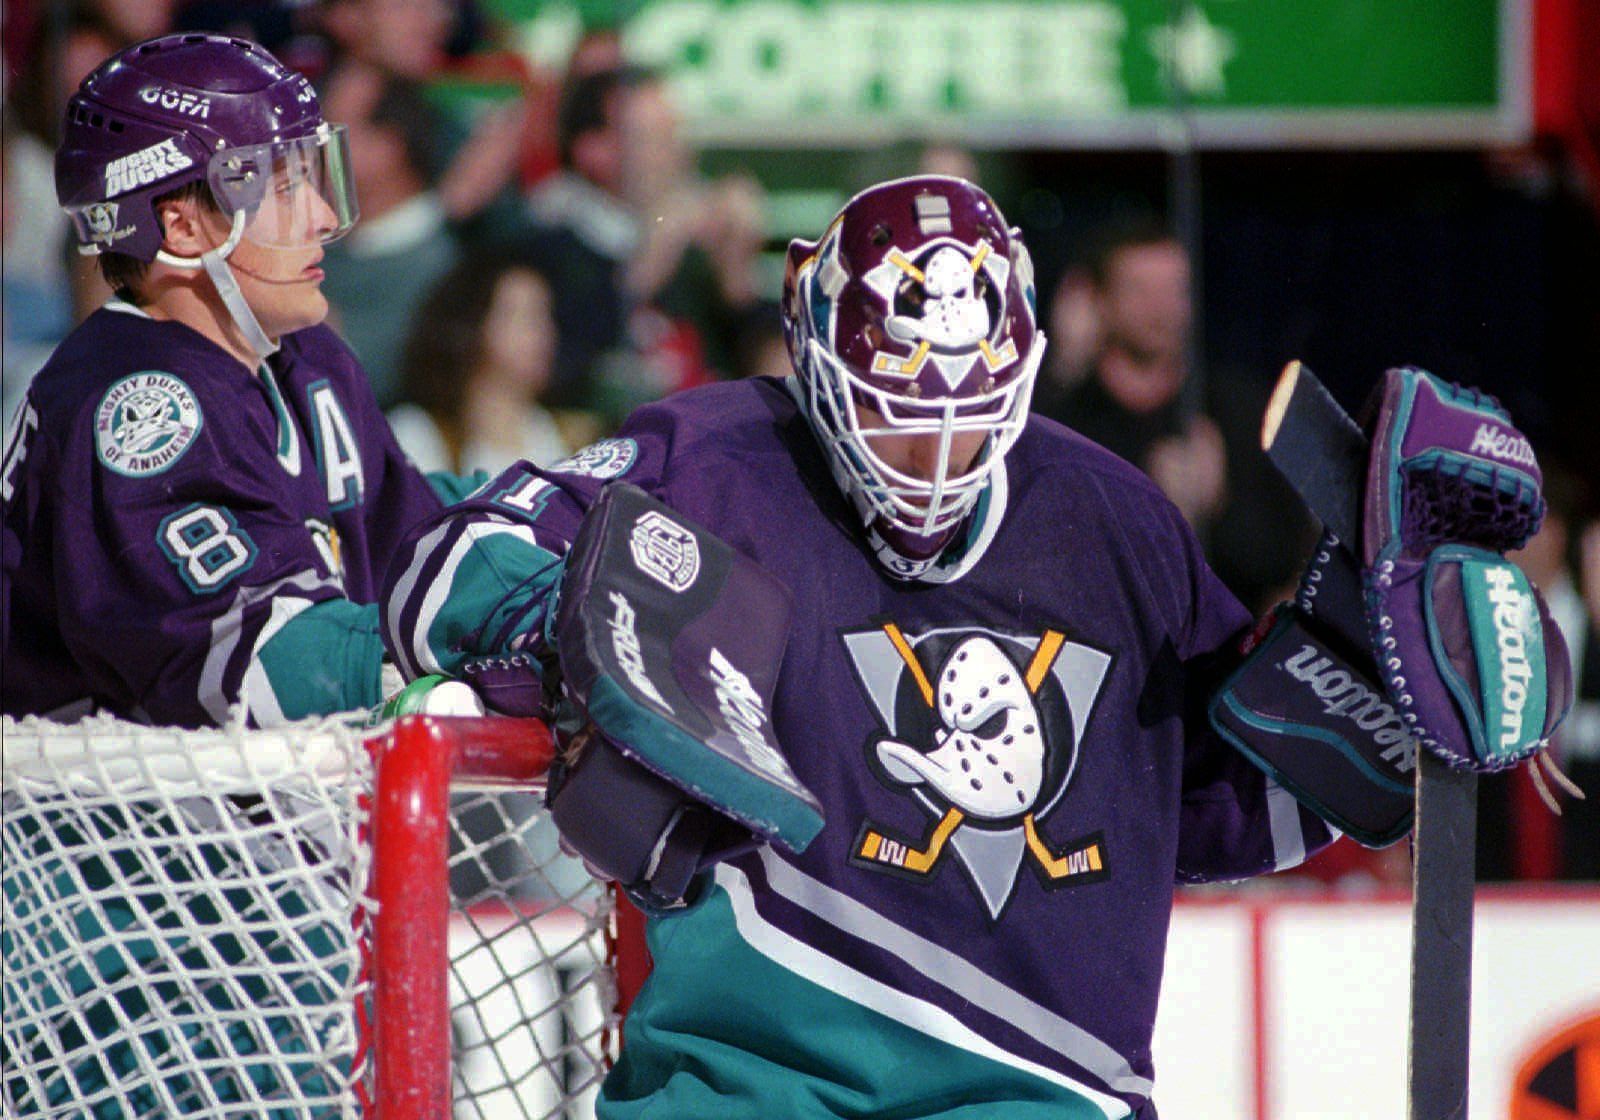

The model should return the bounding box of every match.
[155,210,280,364]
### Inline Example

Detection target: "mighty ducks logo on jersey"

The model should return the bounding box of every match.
[843,620,1112,921]
[80,201,135,248]
[550,438,638,480]
[95,371,203,477]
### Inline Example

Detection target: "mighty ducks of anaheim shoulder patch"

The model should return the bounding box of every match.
[549,438,638,480]
[95,371,203,477]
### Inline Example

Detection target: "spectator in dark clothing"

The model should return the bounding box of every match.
[1036,218,1227,533]
[518,65,660,410]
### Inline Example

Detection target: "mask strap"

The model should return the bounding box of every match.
[155,210,280,363]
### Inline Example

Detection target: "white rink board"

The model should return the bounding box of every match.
[1152,890,1600,1120]
[1148,906,1255,1117]
[1265,904,1414,1118]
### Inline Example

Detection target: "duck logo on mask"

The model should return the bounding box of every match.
[842,621,1113,920]
[860,238,1018,390]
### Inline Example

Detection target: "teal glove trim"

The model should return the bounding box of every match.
[421,534,565,676]
[256,599,384,719]
[586,672,825,854]
[1212,692,1414,799]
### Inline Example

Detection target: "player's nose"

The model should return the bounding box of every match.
[309,187,339,237]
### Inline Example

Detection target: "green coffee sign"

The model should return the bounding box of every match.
[510,0,1527,145]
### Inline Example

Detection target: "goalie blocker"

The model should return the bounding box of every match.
[543,484,824,909]
[1210,544,1418,847]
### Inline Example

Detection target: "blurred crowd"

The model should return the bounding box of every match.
[3,0,1596,889]
[4,0,783,462]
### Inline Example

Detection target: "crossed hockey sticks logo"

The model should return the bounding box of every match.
[852,621,1107,887]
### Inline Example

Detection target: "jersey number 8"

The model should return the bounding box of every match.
[159,505,258,592]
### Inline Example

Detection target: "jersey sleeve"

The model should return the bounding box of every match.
[46,377,384,728]
[1157,500,1337,882]
[382,427,671,683]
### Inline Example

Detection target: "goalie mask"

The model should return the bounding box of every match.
[54,33,358,359]
[782,176,1043,576]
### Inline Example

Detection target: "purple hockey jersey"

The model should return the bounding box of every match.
[381,377,1335,1119]
[2,302,443,726]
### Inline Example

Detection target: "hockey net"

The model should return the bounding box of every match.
[0,712,645,1119]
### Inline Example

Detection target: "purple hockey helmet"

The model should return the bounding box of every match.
[781,175,1044,568]
[55,33,358,262]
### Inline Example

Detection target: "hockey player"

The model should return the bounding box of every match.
[380,177,1568,1118]
[1,33,463,728]
[0,34,480,1116]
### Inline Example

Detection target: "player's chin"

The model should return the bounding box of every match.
[280,289,331,333]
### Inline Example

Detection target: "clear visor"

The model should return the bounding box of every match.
[207,123,358,249]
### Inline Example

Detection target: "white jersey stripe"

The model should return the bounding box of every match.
[239,595,318,726]
[385,519,458,680]
[1265,778,1309,871]
[199,569,339,724]
[410,519,541,677]
[746,847,1150,1099]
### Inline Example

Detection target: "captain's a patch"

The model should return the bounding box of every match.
[95,371,203,477]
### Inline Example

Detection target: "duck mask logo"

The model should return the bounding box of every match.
[842,621,1113,921]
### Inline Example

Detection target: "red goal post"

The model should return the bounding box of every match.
[0,711,648,1119]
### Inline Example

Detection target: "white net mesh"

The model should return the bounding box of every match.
[0,714,619,1120]
[443,790,615,1120]
[1,714,372,1119]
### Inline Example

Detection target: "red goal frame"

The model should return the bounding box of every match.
[369,714,651,1119]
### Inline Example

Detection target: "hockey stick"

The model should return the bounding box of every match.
[1261,360,1476,1120]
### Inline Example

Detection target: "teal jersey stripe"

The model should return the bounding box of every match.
[425,468,491,504]
[255,598,384,719]
[603,881,1129,1120]
[420,528,564,675]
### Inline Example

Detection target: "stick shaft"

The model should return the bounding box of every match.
[1408,752,1478,1120]
[1260,361,1478,1120]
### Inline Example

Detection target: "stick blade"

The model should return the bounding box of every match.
[1260,360,1367,547]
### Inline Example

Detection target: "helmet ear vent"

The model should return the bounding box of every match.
[869,223,892,247]
[72,107,122,133]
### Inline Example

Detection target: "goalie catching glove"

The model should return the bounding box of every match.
[1211,366,1573,846]
[1358,368,1570,770]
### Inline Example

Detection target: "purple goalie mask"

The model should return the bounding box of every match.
[781,176,1044,572]
[55,33,357,262]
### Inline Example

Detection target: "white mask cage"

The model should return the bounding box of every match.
[801,333,1044,540]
